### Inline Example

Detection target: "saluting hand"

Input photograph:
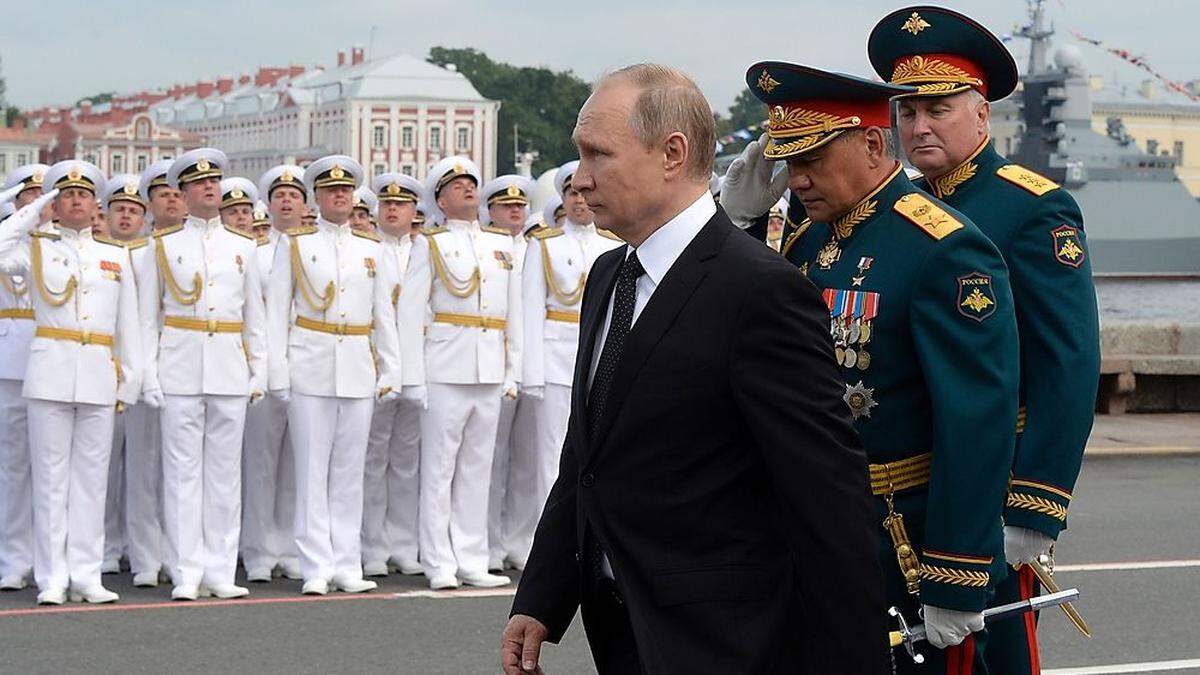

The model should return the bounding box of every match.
[501,614,549,675]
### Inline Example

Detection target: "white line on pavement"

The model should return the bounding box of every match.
[1045,658,1200,674]
[394,588,517,599]
[1056,559,1200,573]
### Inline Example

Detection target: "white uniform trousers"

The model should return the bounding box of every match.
[362,397,421,567]
[123,403,163,577]
[27,399,115,591]
[241,395,298,571]
[419,383,502,579]
[0,380,33,580]
[488,393,538,568]
[288,394,373,582]
[103,416,126,567]
[506,384,571,565]
[161,395,247,588]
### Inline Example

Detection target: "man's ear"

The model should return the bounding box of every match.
[662,131,690,179]
[976,100,992,135]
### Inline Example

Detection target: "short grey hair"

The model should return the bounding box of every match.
[597,64,716,182]
[839,127,897,159]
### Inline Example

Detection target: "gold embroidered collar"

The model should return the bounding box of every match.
[931,137,988,198]
[832,163,902,240]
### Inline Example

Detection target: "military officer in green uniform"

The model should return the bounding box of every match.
[867,7,1101,672]
[743,60,1021,671]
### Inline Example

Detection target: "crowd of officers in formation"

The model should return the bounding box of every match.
[0,145,624,606]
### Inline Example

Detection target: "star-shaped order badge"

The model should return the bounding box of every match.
[843,380,877,420]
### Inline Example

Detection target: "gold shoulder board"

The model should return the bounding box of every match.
[893,193,964,241]
[419,226,448,237]
[598,229,622,241]
[285,225,318,237]
[256,235,271,247]
[531,227,564,240]
[125,237,149,250]
[93,235,126,248]
[224,224,255,240]
[996,164,1060,196]
[152,223,183,238]
[781,219,812,256]
[351,229,381,242]
[480,225,511,236]
[31,231,60,241]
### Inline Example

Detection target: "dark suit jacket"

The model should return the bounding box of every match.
[511,207,890,674]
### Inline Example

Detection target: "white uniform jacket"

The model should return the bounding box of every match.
[396,219,520,387]
[266,218,401,399]
[137,216,268,397]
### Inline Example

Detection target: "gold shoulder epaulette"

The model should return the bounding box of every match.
[996,164,1059,196]
[93,235,126,248]
[598,229,622,241]
[893,192,964,241]
[125,237,149,250]
[256,235,271,247]
[224,224,255,240]
[351,229,381,242]
[31,230,60,241]
[480,225,510,236]
[419,226,448,236]
[531,227,564,240]
[523,224,545,240]
[285,225,317,237]
[153,223,183,238]
[781,219,812,256]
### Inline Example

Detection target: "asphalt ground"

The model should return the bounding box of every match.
[0,435,1197,673]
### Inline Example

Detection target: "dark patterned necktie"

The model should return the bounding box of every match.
[587,251,644,438]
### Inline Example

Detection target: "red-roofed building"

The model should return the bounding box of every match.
[39,112,203,174]
[0,126,55,184]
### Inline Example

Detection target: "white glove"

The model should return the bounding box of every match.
[6,189,59,234]
[1004,525,1054,568]
[922,605,984,649]
[142,388,165,409]
[0,184,23,206]
[523,385,544,401]
[401,384,427,410]
[378,387,401,404]
[718,134,789,228]
[270,388,291,403]
[503,380,519,400]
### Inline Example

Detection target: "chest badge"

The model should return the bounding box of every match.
[1051,225,1086,268]
[823,288,880,371]
[235,254,244,274]
[364,257,376,277]
[815,238,842,270]
[100,259,122,282]
[957,272,997,321]
[851,256,873,287]
[844,381,878,420]
[493,250,513,270]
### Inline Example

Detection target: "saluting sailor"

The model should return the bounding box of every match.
[361,172,426,577]
[478,173,539,573]
[265,155,402,595]
[240,164,306,582]
[138,148,268,601]
[867,8,1101,670]
[0,160,142,605]
[0,164,49,592]
[396,156,519,590]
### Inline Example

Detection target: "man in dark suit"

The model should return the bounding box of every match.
[500,63,890,675]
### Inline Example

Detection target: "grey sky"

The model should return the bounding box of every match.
[2,0,1194,114]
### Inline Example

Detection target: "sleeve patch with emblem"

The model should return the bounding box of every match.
[957,272,997,321]
[1051,225,1085,268]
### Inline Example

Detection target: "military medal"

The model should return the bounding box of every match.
[822,287,881,369]
[848,321,861,345]
[843,381,878,420]
[843,348,858,369]
[859,321,872,345]
[835,347,846,364]
[857,351,871,370]
[851,256,873,287]
[815,238,841,269]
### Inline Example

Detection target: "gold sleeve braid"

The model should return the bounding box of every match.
[919,564,990,588]
[539,238,585,306]
[1006,492,1068,522]
[30,236,77,307]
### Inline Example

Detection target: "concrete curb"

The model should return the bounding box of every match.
[1084,445,1200,457]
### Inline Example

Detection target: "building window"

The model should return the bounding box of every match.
[372,124,387,149]
[1174,141,1185,163]
[160,153,173,161]
[15,153,27,166]
[373,163,387,178]
[401,126,414,149]
[136,154,149,172]
[83,153,97,165]
[135,119,150,139]
[1146,139,1159,155]
[456,126,470,152]
[112,154,125,173]
[430,127,442,152]
[401,163,415,176]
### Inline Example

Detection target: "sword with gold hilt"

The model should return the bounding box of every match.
[888,589,1081,664]
[1025,552,1092,638]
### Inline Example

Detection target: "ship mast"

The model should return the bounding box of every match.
[1014,0,1054,75]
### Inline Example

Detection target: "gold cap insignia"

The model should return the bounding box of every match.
[68,168,82,182]
[31,170,44,185]
[901,11,931,35]
[231,189,244,199]
[453,162,465,175]
[330,165,345,179]
[197,158,211,172]
[506,184,521,198]
[757,70,781,94]
[386,183,400,195]
[124,180,138,195]
[281,170,294,183]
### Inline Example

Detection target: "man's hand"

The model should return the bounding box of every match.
[142,388,165,409]
[7,189,60,234]
[503,380,519,400]
[719,134,788,228]
[501,614,549,675]
[1004,525,1054,567]
[922,605,984,649]
[378,387,401,404]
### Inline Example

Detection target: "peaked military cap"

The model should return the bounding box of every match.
[306,155,362,192]
[868,6,1019,101]
[4,163,49,194]
[220,177,258,210]
[259,164,306,200]
[139,159,174,202]
[371,172,422,203]
[44,159,105,195]
[554,160,580,197]
[102,173,146,209]
[482,174,535,207]
[352,186,378,215]
[746,61,916,160]
[168,148,226,188]
[426,156,480,198]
